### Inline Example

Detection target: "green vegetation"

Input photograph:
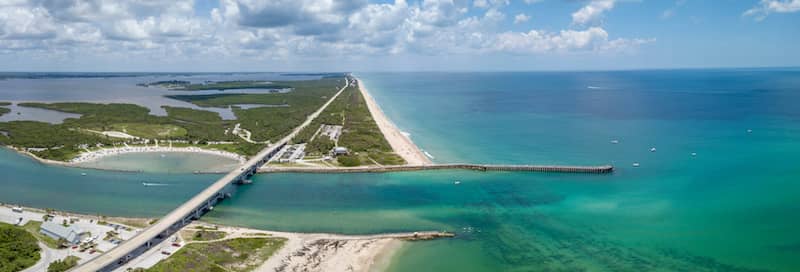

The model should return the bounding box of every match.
[146,237,286,272]
[141,79,291,91]
[108,123,187,138]
[168,78,344,142]
[192,230,227,241]
[137,80,190,88]
[47,256,79,272]
[0,77,344,161]
[0,102,9,117]
[21,221,61,249]
[294,83,404,166]
[0,223,40,272]
[175,81,291,91]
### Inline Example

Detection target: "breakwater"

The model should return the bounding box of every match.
[260,163,614,174]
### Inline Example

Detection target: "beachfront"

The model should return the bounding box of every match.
[68,145,247,165]
[356,79,432,166]
[1,203,447,272]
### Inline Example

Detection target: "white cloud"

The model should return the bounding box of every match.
[0,0,652,64]
[473,0,510,8]
[572,0,616,25]
[744,0,800,20]
[494,27,652,54]
[514,13,531,24]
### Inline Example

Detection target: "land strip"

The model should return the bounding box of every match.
[291,79,405,167]
[356,79,432,165]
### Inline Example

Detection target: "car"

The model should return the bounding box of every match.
[172,243,180,247]
[161,250,170,255]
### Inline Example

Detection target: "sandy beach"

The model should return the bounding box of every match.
[356,78,432,165]
[69,145,247,164]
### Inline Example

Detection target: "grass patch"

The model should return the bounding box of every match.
[21,221,62,249]
[192,230,227,241]
[0,222,41,272]
[146,237,286,272]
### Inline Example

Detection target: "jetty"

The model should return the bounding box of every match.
[260,163,614,174]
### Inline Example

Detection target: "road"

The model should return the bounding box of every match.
[72,76,351,272]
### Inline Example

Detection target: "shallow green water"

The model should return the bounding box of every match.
[1,70,799,271]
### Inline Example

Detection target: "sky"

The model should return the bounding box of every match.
[0,0,798,72]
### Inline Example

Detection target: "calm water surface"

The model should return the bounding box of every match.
[2,70,799,271]
[73,152,241,173]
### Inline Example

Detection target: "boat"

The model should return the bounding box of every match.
[747,129,753,133]
[632,162,640,167]
[691,152,697,157]
[649,147,657,152]
[454,181,461,185]
[81,173,87,176]
[610,139,619,144]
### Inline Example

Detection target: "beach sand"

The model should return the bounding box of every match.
[356,78,432,165]
[182,223,436,272]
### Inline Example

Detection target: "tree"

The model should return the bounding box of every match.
[47,256,80,272]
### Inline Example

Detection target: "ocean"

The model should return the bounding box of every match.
[2,69,799,271]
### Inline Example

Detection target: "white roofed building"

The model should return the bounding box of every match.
[40,221,90,245]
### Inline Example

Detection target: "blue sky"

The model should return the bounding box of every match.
[0,0,798,72]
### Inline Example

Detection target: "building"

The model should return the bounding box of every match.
[332,147,349,156]
[40,221,90,245]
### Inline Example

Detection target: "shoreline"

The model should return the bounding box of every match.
[69,145,247,164]
[0,203,451,272]
[4,145,245,174]
[355,77,432,166]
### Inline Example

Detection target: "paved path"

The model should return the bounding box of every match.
[73,77,352,272]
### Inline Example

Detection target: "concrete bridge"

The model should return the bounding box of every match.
[72,77,352,272]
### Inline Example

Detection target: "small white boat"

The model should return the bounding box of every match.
[649,147,657,152]
[81,173,87,176]
[454,181,461,185]
[691,152,697,157]
[632,162,640,167]
[747,129,753,133]
[610,140,619,144]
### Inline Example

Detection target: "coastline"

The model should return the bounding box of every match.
[1,203,447,272]
[355,77,432,165]
[4,145,245,173]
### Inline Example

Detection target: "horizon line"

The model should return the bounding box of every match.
[0,65,798,74]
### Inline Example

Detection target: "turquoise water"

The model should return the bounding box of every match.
[209,70,800,271]
[2,70,800,271]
